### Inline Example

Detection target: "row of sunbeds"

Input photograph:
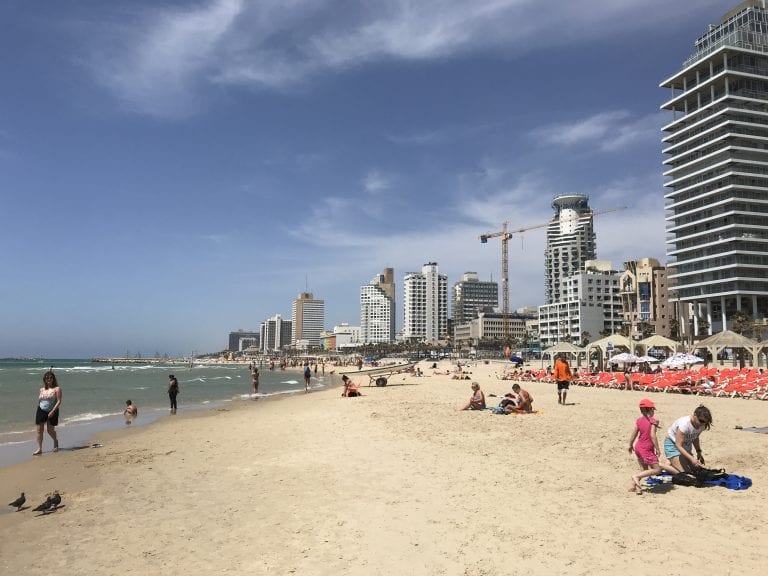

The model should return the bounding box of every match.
[514,367,768,399]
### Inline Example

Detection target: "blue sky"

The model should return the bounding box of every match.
[0,0,733,357]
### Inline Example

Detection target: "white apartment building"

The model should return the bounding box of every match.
[360,268,396,343]
[403,262,448,343]
[260,314,292,353]
[538,261,622,349]
[333,323,362,349]
[453,312,530,345]
[660,0,768,337]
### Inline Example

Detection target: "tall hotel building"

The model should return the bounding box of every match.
[403,262,448,343]
[661,1,768,336]
[360,267,396,344]
[291,292,325,348]
[545,194,597,305]
[452,272,499,326]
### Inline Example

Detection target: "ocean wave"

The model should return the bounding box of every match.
[63,411,121,424]
[282,380,300,385]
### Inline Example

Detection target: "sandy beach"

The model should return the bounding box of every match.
[1,360,767,575]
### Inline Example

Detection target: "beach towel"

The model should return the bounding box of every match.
[702,474,752,490]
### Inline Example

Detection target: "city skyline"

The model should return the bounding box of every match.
[1,1,735,357]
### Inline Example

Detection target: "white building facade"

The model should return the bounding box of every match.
[360,268,396,343]
[260,314,292,353]
[403,262,448,343]
[660,1,768,338]
[538,262,622,349]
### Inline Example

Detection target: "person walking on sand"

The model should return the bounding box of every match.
[251,367,260,398]
[627,399,677,493]
[33,369,62,455]
[664,405,713,473]
[124,399,138,424]
[303,362,311,393]
[553,353,572,405]
[168,374,180,414]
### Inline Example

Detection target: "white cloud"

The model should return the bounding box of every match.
[83,0,725,117]
[363,170,390,194]
[531,110,664,152]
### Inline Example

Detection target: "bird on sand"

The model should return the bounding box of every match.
[33,496,52,512]
[8,492,25,511]
[49,492,61,510]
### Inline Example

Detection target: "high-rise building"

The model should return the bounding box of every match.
[403,262,448,342]
[545,194,597,305]
[360,267,396,344]
[619,258,673,339]
[260,314,292,353]
[291,292,325,349]
[452,272,499,326]
[660,0,768,337]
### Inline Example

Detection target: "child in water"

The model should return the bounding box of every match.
[627,398,678,493]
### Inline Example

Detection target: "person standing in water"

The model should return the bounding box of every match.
[168,374,180,414]
[124,400,138,424]
[251,367,260,399]
[33,369,62,455]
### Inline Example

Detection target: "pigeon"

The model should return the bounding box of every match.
[49,492,61,510]
[8,492,25,511]
[33,496,52,512]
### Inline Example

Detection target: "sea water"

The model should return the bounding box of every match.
[0,359,332,466]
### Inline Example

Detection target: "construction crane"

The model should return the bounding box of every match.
[479,206,626,341]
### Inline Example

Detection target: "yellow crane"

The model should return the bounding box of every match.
[479,206,626,341]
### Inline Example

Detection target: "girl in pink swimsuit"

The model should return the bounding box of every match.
[627,398,678,493]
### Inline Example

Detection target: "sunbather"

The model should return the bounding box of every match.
[341,375,362,397]
[461,382,486,410]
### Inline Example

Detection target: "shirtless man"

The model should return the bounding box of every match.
[511,384,534,413]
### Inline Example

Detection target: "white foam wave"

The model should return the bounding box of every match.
[283,380,299,384]
[63,411,120,424]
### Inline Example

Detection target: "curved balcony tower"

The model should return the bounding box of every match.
[545,194,596,305]
[660,0,768,336]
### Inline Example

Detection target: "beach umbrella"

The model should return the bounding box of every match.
[608,352,641,364]
[661,353,704,368]
[636,355,661,363]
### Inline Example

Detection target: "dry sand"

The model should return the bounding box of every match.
[1,360,767,575]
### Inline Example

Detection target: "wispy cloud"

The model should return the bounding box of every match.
[531,110,663,152]
[362,170,390,194]
[82,0,725,117]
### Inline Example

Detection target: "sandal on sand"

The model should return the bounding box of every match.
[32,450,42,456]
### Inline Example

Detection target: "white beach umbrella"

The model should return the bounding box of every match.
[608,352,641,364]
[660,353,704,368]
[636,355,661,363]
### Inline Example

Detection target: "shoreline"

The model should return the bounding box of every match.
[1,360,766,574]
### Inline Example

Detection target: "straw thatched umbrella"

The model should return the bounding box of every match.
[693,330,760,368]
